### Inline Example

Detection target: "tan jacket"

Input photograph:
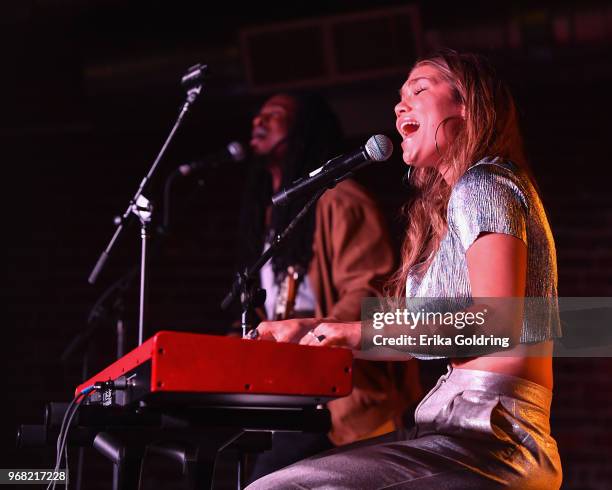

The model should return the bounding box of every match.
[308,179,422,445]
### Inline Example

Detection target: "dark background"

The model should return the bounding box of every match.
[4,1,612,488]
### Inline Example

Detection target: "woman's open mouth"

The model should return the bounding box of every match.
[400,120,420,138]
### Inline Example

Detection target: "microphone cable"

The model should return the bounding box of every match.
[47,381,128,489]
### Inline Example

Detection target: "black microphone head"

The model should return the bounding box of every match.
[365,134,393,162]
[178,141,245,176]
[227,141,246,162]
[181,63,208,89]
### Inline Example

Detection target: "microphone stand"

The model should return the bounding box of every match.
[65,159,204,490]
[221,187,327,338]
[62,266,138,363]
[61,266,135,490]
[87,63,207,346]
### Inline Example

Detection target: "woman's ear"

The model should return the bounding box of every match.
[460,104,466,119]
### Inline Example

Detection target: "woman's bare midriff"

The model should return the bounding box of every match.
[451,340,554,390]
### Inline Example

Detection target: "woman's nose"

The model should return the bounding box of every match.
[394,101,409,117]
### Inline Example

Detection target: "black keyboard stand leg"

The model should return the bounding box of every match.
[158,430,272,489]
[237,452,248,490]
[91,428,273,489]
[216,431,272,490]
[94,432,145,490]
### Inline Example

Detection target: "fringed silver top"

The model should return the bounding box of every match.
[406,157,561,359]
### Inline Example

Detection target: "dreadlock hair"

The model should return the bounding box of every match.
[238,92,345,280]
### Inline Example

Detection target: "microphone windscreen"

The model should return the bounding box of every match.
[227,141,246,162]
[365,134,393,162]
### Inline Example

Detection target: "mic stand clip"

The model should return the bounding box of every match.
[221,188,328,338]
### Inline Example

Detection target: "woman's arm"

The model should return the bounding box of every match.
[308,232,527,357]
[467,232,526,298]
[256,232,527,356]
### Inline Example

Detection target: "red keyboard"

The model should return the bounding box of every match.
[76,331,353,408]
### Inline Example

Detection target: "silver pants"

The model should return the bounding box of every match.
[246,366,562,489]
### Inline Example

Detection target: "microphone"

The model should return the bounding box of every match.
[178,141,246,176]
[271,134,393,206]
[181,63,208,90]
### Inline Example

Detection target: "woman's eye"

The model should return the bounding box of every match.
[414,87,426,95]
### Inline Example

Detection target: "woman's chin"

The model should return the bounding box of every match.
[403,156,422,167]
[402,151,416,166]
[403,150,432,168]
[403,153,441,169]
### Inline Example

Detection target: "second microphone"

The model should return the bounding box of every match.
[271,134,393,206]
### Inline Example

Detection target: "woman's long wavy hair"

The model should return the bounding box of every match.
[387,49,530,298]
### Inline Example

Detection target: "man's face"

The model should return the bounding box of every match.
[250,95,297,157]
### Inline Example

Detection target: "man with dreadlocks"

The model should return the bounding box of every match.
[237,92,422,483]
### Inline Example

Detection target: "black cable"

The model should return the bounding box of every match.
[49,380,131,489]
[47,386,95,490]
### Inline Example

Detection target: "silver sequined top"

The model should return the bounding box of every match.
[406,157,561,358]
